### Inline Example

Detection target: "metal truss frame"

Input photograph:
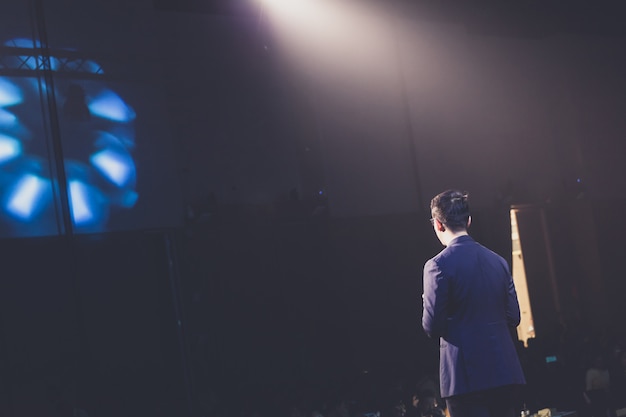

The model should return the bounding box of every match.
[0,46,104,78]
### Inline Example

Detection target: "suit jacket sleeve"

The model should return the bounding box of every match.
[504,260,521,328]
[422,258,448,338]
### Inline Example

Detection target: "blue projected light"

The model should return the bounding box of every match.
[0,78,23,106]
[68,180,94,224]
[0,134,22,163]
[4,38,40,48]
[20,56,38,70]
[120,190,139,208]
[3,38,60,71]
[63,59,100,73]
[91,149,134,187]
[0,109,18,125]
[88,90,136,122]
[0,38,140,235]
[6,174,48,220]
[82,60,102,73]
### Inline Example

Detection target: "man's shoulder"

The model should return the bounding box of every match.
[454,236,504,258]
[475,241,507,261]
[427,245,455,267]
[472,242,510,272]
[436,237,505,263]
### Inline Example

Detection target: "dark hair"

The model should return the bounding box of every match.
[430,189,470,232]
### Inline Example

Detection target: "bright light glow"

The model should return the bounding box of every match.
[0,78,22,106]
[258,0,393,94]
[0,134,22,163]
[88,90,136,122]
[6,175,47,220]
[261,0,317,17]
[69,180,94,224]
[90,149,134,186]
[0,109,17,125]
[260,0,341,34]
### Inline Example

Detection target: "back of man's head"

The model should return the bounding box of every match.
[430,190,470,232]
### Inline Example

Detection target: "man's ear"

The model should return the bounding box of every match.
[436,219,446,232]
[467,216,472,229]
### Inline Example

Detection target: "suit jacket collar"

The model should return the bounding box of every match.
[448,234,474,246]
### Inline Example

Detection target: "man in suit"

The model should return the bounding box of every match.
[422,190,526,417]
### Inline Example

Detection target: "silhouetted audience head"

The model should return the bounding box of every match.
[413,389,445,417]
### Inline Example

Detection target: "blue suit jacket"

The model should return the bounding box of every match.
[422,235,526,398]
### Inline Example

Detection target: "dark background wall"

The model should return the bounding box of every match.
[156,1,626,216]
[155,0,626,411]
[0,0,625,415]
